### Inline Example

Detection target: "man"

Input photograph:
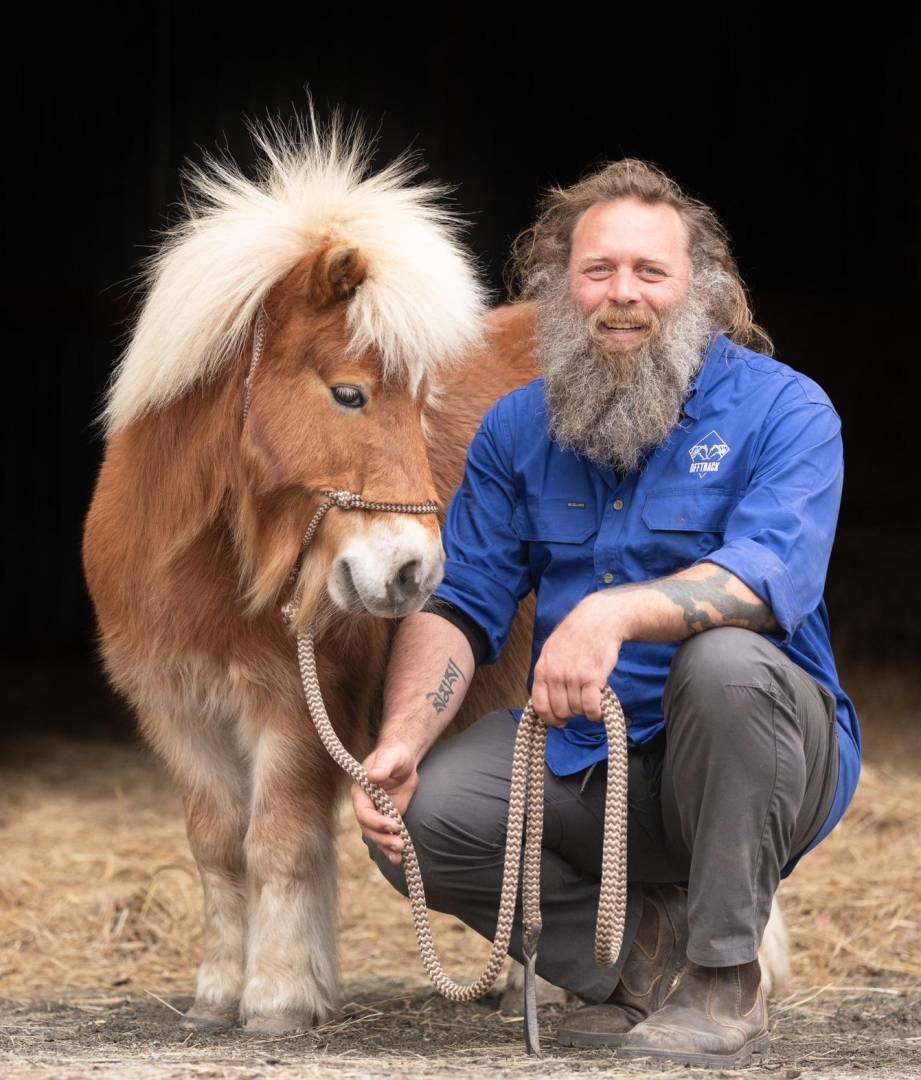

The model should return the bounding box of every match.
[351,159,860,1069]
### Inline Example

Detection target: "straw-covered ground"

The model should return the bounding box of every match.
[1,663,919,1079]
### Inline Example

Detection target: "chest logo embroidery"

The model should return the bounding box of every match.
[689,430,731,476]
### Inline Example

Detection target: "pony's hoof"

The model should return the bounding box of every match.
[180,1009,237,1031]
[239,1013,312,1035]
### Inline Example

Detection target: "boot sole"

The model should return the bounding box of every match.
[617,1032,770,1069]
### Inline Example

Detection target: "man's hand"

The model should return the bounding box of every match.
[532,591,627,727]
[350,741,419,866]
[530,563,780,729]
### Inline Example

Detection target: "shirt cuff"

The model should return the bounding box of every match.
[419,596,491,667]
[431,559,522,665]
[695,538,800,644]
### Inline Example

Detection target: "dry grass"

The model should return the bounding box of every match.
[0,734,497,1001]
[1,663,919,1003]
[778,662,921,986]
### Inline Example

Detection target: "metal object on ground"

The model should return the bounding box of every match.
[522,924,541,1055]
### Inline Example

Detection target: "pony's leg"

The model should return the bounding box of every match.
[143,708,249,1028]
[240,723,339,1033]
[758,898,790,999]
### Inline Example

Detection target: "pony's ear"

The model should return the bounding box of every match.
[308,245,368,307]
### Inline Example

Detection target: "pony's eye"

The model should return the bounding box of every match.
[331,384,366,409]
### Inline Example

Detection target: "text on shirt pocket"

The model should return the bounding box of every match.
[511,499,598,587]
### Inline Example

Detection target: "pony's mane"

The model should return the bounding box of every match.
[103,109,488,434]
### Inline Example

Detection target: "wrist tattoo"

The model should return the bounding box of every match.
[648,567,775,634]
[426,657,467,715]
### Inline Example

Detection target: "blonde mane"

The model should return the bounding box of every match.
[103,109,487,434]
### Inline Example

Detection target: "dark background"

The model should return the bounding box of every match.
[5,13,920,734]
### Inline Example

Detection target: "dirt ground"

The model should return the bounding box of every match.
[2,663,920,1079]
[2,978,920,1080]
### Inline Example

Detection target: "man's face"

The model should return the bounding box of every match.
[537,197,723,475]
[568,198,693,361]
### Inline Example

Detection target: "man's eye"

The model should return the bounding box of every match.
[640,266,665,276]
[331,385,366,409]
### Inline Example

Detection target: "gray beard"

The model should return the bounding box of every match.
[537,274,722,475]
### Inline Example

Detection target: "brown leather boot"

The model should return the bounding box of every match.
[616,956,769,1068]
[557,883,688,1048]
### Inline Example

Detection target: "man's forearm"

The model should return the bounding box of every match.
[379,612,475,764]
[533,561,780,724]
[609,561,779,644]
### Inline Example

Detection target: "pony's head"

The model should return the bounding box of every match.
[103,110,487,624]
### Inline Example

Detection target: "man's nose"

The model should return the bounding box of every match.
[605,269,642,305]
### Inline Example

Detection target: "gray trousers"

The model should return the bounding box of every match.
[366,627,840,1002]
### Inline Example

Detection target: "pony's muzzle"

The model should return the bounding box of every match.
[328,517,444,617]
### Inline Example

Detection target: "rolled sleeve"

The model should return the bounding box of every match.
[695,400,843,644]
[431,405,532,664]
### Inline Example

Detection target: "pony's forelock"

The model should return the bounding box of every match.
[103,108,487,433]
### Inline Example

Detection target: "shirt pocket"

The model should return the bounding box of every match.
[511,499,598,588]
[639,488,739,578]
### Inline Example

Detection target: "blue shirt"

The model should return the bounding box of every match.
[432,333,860,877]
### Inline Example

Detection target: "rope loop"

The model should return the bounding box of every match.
[281,484,628,1019]
[294,625,629,999]
[324,489,366,510]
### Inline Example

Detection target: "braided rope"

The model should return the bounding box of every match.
[281,487,630,998]
[241,308,267,425]
[295,627,628,997]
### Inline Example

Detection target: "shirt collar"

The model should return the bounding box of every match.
[681,333,732,421]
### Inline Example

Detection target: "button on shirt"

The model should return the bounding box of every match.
[431,333,860,878]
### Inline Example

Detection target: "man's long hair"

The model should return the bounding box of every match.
[506,158,773,356]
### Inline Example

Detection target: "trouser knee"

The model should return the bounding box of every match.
[664,627,782,740]
[362,781,443,900]
[361,711,519,915]
[362,771,495,913]
[364,835,411,899]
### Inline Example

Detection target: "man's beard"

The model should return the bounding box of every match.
[537,273,723,474]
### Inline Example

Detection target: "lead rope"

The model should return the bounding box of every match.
[280,492,630,1056]
[245,318,629,1055]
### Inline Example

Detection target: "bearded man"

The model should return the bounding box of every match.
[351,159,859,1069]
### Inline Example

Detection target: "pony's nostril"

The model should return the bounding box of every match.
[397,559,421,591]
[386,559,423,609]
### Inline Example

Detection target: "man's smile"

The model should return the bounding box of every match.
[594,306,656,342]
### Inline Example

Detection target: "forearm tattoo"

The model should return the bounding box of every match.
[426,657,467,715]
[649,567,776,633]
[617,566,776,635]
